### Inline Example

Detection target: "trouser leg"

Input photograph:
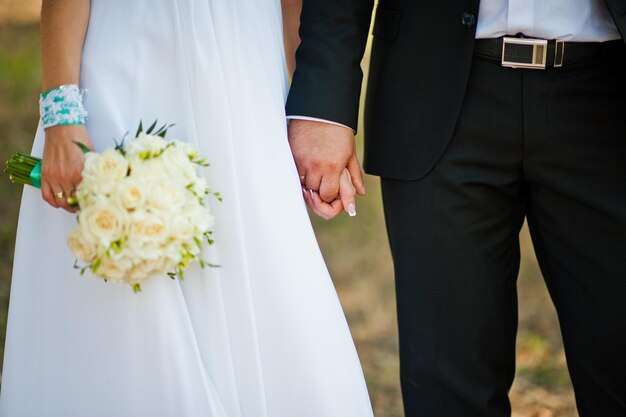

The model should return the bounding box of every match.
[523,42,626,416]
[382,56,526,417]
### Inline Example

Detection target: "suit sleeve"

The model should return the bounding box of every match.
[285,0,375,132]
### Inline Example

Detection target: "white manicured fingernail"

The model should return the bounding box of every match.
[347,203,357,217]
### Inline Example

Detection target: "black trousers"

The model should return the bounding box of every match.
[381,41,626,417]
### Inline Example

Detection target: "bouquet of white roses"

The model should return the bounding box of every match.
[6,122,219,292]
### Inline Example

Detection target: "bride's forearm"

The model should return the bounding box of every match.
[281,0,302,78]
[40,0,90,92]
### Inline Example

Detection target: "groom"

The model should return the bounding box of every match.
[287,1,626,416]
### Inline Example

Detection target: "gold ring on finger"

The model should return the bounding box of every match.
[54,191,65,199]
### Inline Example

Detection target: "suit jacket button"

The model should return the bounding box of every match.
[462,12,476,28]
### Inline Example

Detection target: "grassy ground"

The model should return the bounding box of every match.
[0,24,578,417]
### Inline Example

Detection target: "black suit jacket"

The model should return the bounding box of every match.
[286,0,626,180]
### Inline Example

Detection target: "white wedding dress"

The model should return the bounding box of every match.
[0,1,374,416]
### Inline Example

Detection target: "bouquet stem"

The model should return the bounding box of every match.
[5,153,42,188]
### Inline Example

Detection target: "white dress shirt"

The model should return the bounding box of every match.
[476,0,621,41]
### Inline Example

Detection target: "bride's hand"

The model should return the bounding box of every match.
[41,124,93,212]
[303,168,357,220]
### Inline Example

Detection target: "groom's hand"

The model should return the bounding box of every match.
[288,119,366,206]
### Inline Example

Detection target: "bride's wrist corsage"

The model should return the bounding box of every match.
[39,84,88,129]
[4,85,89,190]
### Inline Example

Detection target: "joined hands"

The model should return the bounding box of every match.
[288,119,366,220]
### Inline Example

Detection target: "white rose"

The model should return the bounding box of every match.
[76,175,118,199]
[67,229,99,262]
[162,152,197,185]
[80,152,98,182]
[146,180,185,211]
[142,133,168,150]
[127,259,158,281]
[156,237,184,262]
[78,202,128,245]
[189,204,215,232]
[94,256,129,283]
[128,158,168,180]
[128,211,170,246]
[170,214,196,241]
[124,133,168,158]
[84,148,129,182]
[124,240,164,261]
[117,178,147,210]
[147,256,177,276]
[74,184,94,209]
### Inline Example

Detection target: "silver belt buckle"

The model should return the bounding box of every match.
[501,37,548,69]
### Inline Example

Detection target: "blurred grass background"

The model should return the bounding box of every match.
[0,4,578,416]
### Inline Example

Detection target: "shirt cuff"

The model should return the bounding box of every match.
[286,115,355,133]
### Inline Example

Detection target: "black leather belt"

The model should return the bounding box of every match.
[474,36,623,69]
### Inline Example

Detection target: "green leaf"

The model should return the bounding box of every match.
[74,141,91,154]
[110,240,123,254]
[135,120,144,137]
[145,119,158,135]
[132,283,142,293]
[91,257,102,273]
[154,123,166,136]
[155,123,175,138]
[199,259,220,268]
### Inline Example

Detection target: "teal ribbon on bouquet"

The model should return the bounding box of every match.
[5,141,90,191]
[29,161,42,188]
[5,153,42,188]
[5,152,82,207]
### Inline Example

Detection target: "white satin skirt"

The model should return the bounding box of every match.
[0,1,374,416]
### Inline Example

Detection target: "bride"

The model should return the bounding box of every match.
[0,1,373,416]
